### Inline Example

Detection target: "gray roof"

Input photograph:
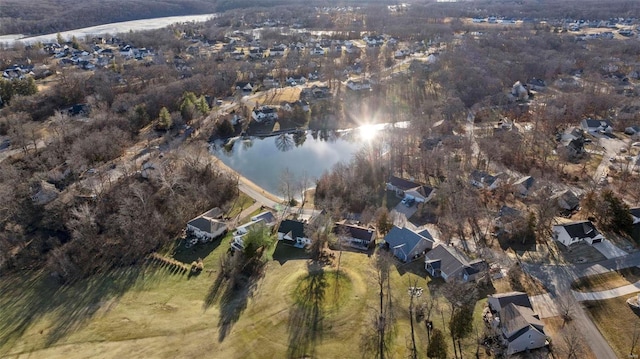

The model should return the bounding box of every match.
[500,303,544,342]
[387,175,421,191]
[385,226,434,253]
[552,190,581,211]
[252,211,276,225]
[631,207,640,219]
[488,291,532,312]
[424,244,470,278]
[188,217,227,234]
[513,176,534,190]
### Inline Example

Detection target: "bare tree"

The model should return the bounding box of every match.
[559,324,585,359]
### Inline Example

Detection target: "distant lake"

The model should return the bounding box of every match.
[211,123,404,197]
[0,14,217,46]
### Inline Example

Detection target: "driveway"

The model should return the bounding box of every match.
[592,240,628,259]
[392,202,418,221]
[573,280,640,301]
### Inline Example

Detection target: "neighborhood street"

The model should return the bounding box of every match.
[524,251,640,359]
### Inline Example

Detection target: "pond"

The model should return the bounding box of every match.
[211,123,403,197]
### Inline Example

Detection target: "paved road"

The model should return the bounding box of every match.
[524,251,640,359]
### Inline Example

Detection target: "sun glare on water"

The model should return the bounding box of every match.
[358,124,378,141]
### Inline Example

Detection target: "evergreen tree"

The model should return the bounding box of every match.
[426,329,448,359]
[156,107,172,130]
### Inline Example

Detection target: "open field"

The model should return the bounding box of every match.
[584,294,640,359]
[572,267,640,292]
[0,234,493,359]
[251,87,301,106]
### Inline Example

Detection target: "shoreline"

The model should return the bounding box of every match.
[211,156,284,206]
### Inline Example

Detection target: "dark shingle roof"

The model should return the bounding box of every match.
[278,219,306,239]
[187,217,226,234]
[424,245,469,278]
[387,176,421,191]
[488,291,532,312]
[559,221,600,239]
[335,223,376,242]
[631,208,640,219]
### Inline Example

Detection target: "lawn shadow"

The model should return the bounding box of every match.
[273,240,311,265]
[201,252,265,342]
[0,263,160,351]
[286,261,327,359]
[395,257,429,277]
[172,238,222,265]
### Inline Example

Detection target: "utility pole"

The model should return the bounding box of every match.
[408,283,423,359]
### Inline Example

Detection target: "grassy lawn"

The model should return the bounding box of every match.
[572,267,640,292]
[584,294,640,359]
[542,316,597,359]
[252,87,301,106]
[0,236,492,359]
[377,188,402,210]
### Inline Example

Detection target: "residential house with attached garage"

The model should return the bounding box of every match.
[248,48,264,59]
[334,222,376,250]
[252,106,278,123]
[251,211,277,227]
[235,81,254,93]
[186,207,228,242]
[552,221,604,246]
[498,303,547,355]
[625,125,640,136]
[286,75,306,86]
[346,79,371,91]
[424,244,487,282]
[526,78,546,91]
[282,100,310,112]
[551,189,581,214]
[277,219,310,248]
[262,76,281,89]
[581,118,613,134]
[494,205,522,234]
[487,291,532,313]
[268,45,286,57]
[558,127,586,161]
[470,170,501,190]
[300,85,331,100]
[384,226,434,262]
[512,176,535,197]
[386,175,435,203]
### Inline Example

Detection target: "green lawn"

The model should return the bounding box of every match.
[0,236,490,359]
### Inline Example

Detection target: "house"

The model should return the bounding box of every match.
[512,176,535,197]
[248,48,264,59]
[470,170,501,190]
[494,205,522,234]
[278,219,310,248]
[235,81,254,93]
[334,222,376,250]
[625,125,640,136]
[384,226,434,262]
[310,46,325,56]
[552,221,604,246]
[286,75,306,86]
[424,244,487,282]
[31,180,60,205]
[526,78,546,91]
[282,100,310,112]
[346,79,371,91]
[300,85,331,100]
[558,127,586,159]
[551,190,581,214]
[269,45,286,57]
[386,175,435,203]
[186,207,228,242]
[363,35,385,47]
[262,76,280,89]
[632,208,640,225]
[251,106,278,123]
[251,211,277,227]
[487,291,532,313]
[581,118,613,133]
[499,303,547,355]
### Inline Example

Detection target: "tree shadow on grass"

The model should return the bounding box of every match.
[202,253,265,342]
[286,262,327,359]
[0,264,164,351]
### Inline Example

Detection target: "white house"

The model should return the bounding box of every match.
[552,221,604,246]
[346,79,372,91]
[470,170,501,190]
[186,207,227,242]
[251,106,278,123]
[278,219,311,248]
[334,222,376,250]
[386,175,435,203]
[499,303,547,355]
